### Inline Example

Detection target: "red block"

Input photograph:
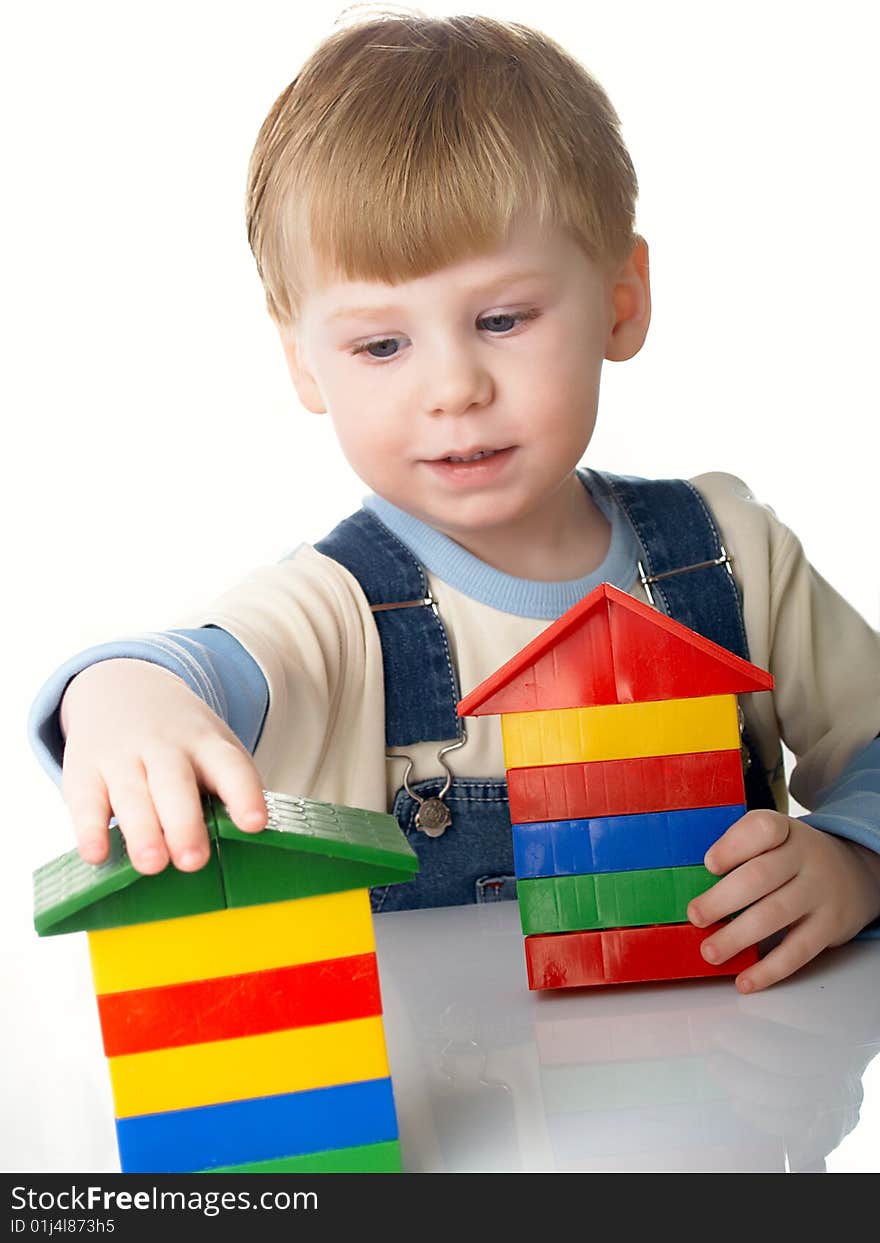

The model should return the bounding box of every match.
[507,750,745,824]
[95,952,383,1056]
[524,923,758,990]
[457,582,773,717]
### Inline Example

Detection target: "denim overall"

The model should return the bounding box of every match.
[315,471,780,914]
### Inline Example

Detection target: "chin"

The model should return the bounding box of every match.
[435,499,526,533]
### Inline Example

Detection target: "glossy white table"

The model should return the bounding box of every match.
[5,899,878,1174]
[374,901,880,1173]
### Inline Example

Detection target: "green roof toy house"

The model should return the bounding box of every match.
[33,790,418,1173]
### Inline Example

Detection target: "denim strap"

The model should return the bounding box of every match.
[315,509,462,747]
[595,471,779,810]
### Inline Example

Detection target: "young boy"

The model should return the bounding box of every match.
[28,12,880,995]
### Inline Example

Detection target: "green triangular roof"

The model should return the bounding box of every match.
[34,790,418,937]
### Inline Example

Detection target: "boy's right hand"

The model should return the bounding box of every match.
[59,658,268,874]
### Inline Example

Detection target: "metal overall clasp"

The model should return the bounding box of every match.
[373,587,466,837]
[395,729,468,838]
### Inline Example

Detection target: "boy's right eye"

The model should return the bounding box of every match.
[351,337,401,360]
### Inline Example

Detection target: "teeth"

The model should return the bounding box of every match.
[446,450,495,462]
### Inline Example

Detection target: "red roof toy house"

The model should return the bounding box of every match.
[457,583,774,990]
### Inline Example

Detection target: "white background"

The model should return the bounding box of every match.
[2,0,878,1172]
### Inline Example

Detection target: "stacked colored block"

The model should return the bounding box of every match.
[517,863,721,935]
[507,750,746,825]
[92,891,398,1172]
[524,922,759,990]
[512,804,746,878]
[509,695,754,985]
[500,694,741,768]
[457,583,773,989]
[34,790,418,1172]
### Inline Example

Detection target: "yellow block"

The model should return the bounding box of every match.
[501,695,739,769]
[108,1014,389,1118]
[88,888,375,995]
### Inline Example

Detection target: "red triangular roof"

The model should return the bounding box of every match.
[457,582,773,717]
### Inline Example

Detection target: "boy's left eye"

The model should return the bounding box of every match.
[479,312,521,332]
[350,308,540,360]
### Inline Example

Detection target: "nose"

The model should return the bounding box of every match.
[423,340,494,417]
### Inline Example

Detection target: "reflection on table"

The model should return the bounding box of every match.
[374,900,880,1173]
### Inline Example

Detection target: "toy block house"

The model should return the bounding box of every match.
[33,790,418,1173]
[457,582,773,990]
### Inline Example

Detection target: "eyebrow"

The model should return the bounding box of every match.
[325,269,550,324]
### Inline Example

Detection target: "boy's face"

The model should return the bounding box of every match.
[281,217,649,542]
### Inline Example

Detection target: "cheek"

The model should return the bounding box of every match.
[328,410,403,484]
[553,307,608,375]
[521,364,600,435]
[514,321,603,398]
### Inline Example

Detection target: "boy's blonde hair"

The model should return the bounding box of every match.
[246,8,638,327]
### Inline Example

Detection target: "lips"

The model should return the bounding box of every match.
[430,447,509,463]
[421,445,517,486]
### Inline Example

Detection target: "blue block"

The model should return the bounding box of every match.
[116,1076,398,1173]
[512,805,745,879]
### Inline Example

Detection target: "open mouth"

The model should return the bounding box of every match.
[442,449,499,463]
[422,445,516,483]
[432,447,511,463]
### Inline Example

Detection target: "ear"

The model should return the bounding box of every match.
[275,323,327,414]
[605,236,651,362]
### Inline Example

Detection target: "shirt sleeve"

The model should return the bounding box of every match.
[692,473,880,805]
[694,473,880,942]
[167,544,389,812]
[801,736,880,852]
[27,545,387,812]
[800,735,880,941]
[27,627,269,788]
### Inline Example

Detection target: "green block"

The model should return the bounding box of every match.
[517,865,716,935]
[540,1055,724,1113]
[32,827,226,937]
[203,1140,403,1173]
[208,791,418,908]
[33,789,419,936]
[216,838,417,907]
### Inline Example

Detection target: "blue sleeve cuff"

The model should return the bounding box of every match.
[799,737,880,941]
[26,628,269,789]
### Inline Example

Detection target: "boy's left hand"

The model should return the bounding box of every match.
[687,811,880,994]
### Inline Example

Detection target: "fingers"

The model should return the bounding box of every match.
[103,738,266,873]
[732,916,828,994]
[703,809,791,875]
[103,760,171,874]
[62,762,114,865]
[143,746,214,871]
[63,723,266,875]
[688,845,798,927]
[685,815,863,994]
[58,661,267,874]
[192,736,268,834]
[689,811,801,986]
[695,874,825,992]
